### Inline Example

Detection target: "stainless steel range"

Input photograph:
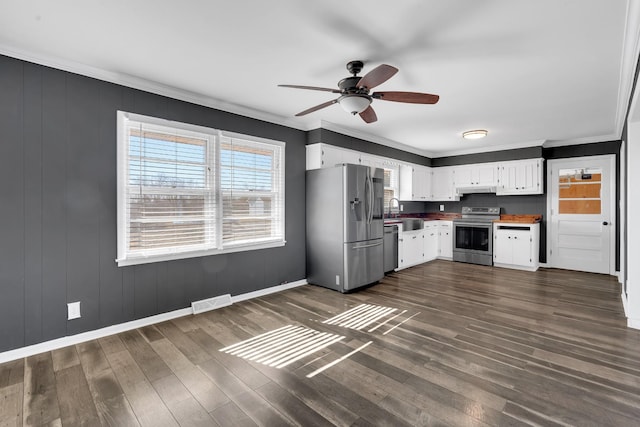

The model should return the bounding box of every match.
[453,207,501,266]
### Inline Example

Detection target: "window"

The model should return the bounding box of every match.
[376,160,399,212]
[117,112,285,266]
[558,167,602,214]
[383,165,399,208]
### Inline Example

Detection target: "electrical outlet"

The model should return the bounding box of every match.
[67,301,81,320]
[440,204,445,212]
[400,204,404,212]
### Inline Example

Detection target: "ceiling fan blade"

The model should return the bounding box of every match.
[279,84,341,93]
[372,91,440,104]
[359,106,378,123]
[294,99,338,116]
[356,64,398,90]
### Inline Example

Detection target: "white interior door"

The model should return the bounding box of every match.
[547,155,615,274]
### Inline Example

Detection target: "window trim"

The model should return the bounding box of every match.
[116,111,286,267]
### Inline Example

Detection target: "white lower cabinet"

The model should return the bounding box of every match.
[396,220,453,270]
[399,228,425,268]
[437,221,453,259]
[423,221,439,261]
[493,222,540,271]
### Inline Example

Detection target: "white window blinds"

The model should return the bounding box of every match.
[220,134,285,247]
[117,112,285,266]
[382,163,400,209]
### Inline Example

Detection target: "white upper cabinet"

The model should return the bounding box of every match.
[454,162,499,189]
[308,143,545,198]
[497,158,543,195]
[399,164,431,201]
[306,143,361,170]
[431,166,459,201]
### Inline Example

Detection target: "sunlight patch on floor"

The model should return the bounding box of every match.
[219,325,344,368]
[323,303,398,330]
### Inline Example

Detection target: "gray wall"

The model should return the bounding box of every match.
[432,146,544,166]
[0,55,307,353]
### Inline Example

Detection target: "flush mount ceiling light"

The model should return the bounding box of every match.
[462,129,488,139]
[338,94,372,114]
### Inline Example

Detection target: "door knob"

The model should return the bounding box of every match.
[603,221,609,226]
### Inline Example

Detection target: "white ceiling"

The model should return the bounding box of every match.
[1,0,639,157]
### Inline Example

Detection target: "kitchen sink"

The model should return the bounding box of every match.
[401,218,424,231]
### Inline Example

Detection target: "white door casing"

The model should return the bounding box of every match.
[547,155,616,275]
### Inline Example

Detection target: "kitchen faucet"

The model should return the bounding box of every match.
[387,197,400,218]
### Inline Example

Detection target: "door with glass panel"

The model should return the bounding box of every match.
[548,155,615,274]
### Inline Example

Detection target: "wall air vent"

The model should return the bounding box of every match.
[191,294,232,315]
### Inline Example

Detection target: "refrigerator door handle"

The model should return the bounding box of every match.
[352,241,383,249]
[367,172,374,224]
[363,171,370,224]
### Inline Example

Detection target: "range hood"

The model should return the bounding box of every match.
[455,185,497,195]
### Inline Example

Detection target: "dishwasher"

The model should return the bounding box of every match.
[383,225,398,273]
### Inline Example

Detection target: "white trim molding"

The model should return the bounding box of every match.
[0,279,307,364]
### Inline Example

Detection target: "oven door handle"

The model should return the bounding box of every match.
[454,222,492,227]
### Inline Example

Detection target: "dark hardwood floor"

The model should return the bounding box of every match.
[2,261,640,426]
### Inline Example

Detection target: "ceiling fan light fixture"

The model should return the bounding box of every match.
[462,129,488,140]
[338,95,371,114]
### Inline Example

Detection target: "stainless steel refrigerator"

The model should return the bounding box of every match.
[306,163,384,292]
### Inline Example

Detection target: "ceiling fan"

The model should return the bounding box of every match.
[279,60,439,124]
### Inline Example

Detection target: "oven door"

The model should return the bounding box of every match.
[452,221,494,265]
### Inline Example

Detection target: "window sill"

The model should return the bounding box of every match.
[116,240,286,267]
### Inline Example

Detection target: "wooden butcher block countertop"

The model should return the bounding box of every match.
[495,214,542,223]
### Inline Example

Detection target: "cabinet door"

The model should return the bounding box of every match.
[493,229,512,264]
[400,230,424,267]
[399,164,413,200]
[477,163,499,186]
[438,221,453,258]
[423,222,438,261]
[320,145,360,168]
[320,145,344,168]
[413,165,431,201]
[400,164,431,201]
[498,159,543,195]
[432,167,457,200]
[454,165,475,187]
[340,148,361,166]
[511,230,533,267]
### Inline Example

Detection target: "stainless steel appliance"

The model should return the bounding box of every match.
[453,207,501,266]
[306,164,384,292]
[383,225,398,273]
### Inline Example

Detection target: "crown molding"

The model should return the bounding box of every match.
[542,133,621,148]
[435,139,546,158]
[616,0,640,132]
[319,120,435,157]
[0,44,308,132]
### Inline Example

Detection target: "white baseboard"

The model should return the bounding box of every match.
[627,317,640,329]
[621,289,629,317]
[231,280,307,303]
[0,279,307,364]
